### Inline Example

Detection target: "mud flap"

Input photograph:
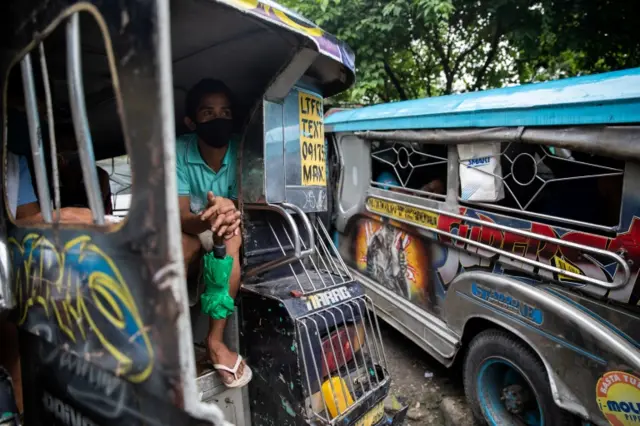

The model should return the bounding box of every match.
[381,405,408,426]
[379,395,408,426]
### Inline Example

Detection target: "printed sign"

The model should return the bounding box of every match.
[367,197,439,229]
[596,371,640,425]
[553,256,583,282]
[299,91,326,186]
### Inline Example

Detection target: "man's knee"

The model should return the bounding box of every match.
[182,233,201,262]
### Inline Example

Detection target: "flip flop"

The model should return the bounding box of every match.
[213,355,253,388]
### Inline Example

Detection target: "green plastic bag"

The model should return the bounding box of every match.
[200,252,235,320]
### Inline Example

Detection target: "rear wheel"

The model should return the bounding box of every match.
[463,329,573,426]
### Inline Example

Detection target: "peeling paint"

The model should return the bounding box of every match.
[281,396,296,417]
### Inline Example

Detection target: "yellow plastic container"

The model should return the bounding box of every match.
[321,376,354,418]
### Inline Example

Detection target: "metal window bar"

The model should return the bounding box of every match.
[371,141,448,200]
[21,53,53,222]
[39,43,61,221]
[458,141,624,232]
[67,13,105,225]
[365,194,631,290]
[295,295,388,424]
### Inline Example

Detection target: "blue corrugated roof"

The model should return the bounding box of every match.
[325,68,640,132]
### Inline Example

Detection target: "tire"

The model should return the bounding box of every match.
[463,329,574,426]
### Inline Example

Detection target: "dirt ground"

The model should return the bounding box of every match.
[380,321,473,426]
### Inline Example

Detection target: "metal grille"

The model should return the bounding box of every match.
[246,208,353,295]
[371,141,447,199]
[459,142,624,230]
[296,295,388,424]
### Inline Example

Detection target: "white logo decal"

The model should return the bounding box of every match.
[303,287,352,311]
[42,392,97,426]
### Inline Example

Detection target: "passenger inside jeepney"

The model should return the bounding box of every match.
[176,79,251,388]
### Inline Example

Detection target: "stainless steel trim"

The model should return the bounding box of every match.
[365,194,631,289]
[21,53,53,222]
[66,13,105,224]
[458,197,618,233]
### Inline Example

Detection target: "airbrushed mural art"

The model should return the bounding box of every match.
[352,217,435,310]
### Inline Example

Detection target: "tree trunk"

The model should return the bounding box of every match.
[383,59,409,100]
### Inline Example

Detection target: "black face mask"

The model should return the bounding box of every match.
[195,119,233,148]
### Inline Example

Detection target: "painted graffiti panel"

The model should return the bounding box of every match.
[9,233,154,383]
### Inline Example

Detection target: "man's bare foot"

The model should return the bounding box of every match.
[207,337,245,385]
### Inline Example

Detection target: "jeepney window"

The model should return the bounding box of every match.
[3,12,128,226]
[370,140,447,199]
[458,142,624,230]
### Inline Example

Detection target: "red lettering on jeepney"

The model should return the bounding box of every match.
[469,226,481,242]
[477,214,503,249]
[531,222,558,261]
[457,224,470,247]
[503,230,531,257]
[559,231,608,261]
[437,215,460,245]
[610,218,640,258]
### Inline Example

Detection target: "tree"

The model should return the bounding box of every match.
[515,0,640,81]
[281,0,533,104]
[280,0,640,105]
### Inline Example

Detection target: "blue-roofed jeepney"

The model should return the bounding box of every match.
[326,68,640,426]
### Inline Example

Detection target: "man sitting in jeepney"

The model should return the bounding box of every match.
[176,79,251,388]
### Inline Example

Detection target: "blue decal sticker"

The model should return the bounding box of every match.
[471,283,544,325]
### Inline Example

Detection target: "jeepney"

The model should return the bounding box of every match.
[326,68,640,426]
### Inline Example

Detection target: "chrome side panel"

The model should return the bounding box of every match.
[350,268,459,365]
[444,271,640,424]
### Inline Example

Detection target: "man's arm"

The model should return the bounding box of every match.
[180,192,241,237]
[179,196,212,236]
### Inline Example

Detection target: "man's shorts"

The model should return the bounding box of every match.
[198,230,216,253]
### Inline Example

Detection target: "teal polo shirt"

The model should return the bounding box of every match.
[176,133,238,214]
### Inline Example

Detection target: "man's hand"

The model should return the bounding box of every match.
[199,192,241,238]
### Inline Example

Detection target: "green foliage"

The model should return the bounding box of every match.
[279,0,640,105]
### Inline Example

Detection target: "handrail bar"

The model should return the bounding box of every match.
[365,194,631,290]
[282,202,315,256]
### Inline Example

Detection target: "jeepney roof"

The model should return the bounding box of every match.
[325,67,640,133]
[218,0,355,77]
[171,0,355,128]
